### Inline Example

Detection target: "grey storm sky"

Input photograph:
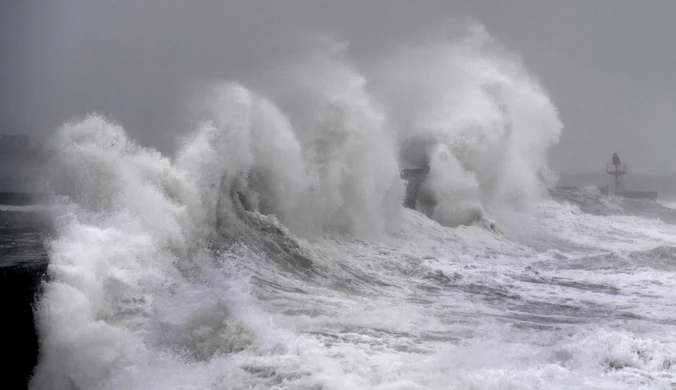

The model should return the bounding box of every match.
[2,0,676,174]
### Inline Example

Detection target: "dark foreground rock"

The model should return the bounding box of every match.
[0,210,51,389]
[1,261,48,389]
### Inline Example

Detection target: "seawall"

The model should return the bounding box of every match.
[617,191,659,201]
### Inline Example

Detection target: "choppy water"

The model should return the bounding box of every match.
[0,208,50,268]
[29,28,676,390]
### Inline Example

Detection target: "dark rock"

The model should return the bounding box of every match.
[0,210,51,389]
[0,260,49,389]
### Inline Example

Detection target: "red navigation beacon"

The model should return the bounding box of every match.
[607,152,627,194]
[607,152,626,175]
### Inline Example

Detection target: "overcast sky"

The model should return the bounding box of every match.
[2,0,676,174]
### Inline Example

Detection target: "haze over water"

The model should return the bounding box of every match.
[7,6,675,390]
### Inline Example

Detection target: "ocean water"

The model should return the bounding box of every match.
[0,207,51,268]
[30,31,676,389]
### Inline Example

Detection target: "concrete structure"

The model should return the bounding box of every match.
[400,166,429,209]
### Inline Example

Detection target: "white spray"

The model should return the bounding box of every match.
[292,39,405,237]
[32,115,207,389]
[374,26,562,226]
[175,83,310,235]
[32,28,566,390]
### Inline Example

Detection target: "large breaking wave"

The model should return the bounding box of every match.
[381,27,561,226]
[30,28,676,390]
